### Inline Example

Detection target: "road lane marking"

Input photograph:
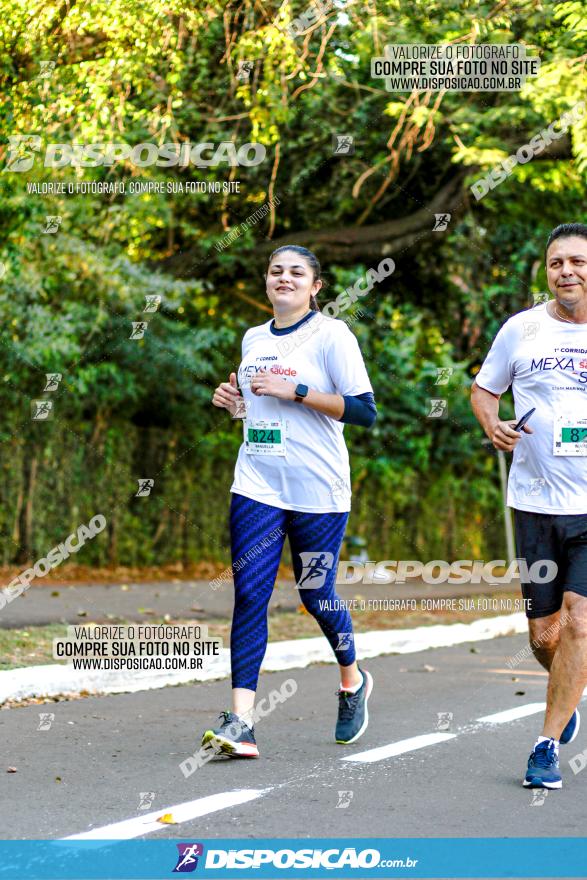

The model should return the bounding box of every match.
[62,789,269,840]
[341,732,457,763]
[477,702,546,724]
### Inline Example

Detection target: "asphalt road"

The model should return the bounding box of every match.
[1,577,522,628]
[2,632,586,843]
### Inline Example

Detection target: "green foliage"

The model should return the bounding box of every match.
[0,0,585,564]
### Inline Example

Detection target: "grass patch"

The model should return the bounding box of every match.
[0,592,523,671]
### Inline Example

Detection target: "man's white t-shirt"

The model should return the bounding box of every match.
[230,311,373,512]
[475,302,587,514]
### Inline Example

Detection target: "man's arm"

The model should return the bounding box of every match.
[470,380,532,451]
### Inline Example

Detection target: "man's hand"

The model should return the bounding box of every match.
[250,368,296,400]
[212,372,243,416]
[491,419,534,452]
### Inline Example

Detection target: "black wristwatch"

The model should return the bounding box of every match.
[294,383,309,403]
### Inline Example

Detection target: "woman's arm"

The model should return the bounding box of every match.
[249,370,376,426]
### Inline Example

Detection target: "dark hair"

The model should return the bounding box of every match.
[545,223,587,261]
[267,245,324,311]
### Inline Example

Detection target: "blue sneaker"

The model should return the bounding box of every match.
[201,711,259,758]
[335,668,373,744]
[560,709,580,745]
[523,739,562,789]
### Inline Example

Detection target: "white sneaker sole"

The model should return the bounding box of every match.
[202,731,259,758]
[522,777,562,789]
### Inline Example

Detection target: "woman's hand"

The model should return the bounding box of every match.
[212,372,244,416]
[250,368,296,400]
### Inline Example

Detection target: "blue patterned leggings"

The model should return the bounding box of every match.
[229,492,356,690]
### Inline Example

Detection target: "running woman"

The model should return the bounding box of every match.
[202,245,377,758]
[472,223,587,790]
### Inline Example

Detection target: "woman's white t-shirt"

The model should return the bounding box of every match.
[230,311,373,512]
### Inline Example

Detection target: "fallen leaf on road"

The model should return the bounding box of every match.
[7,767,17,773]
[51,591,60,597]
[157,813,177,824]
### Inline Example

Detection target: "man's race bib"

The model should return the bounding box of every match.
[553,412,587,456]
[244,418,286,456]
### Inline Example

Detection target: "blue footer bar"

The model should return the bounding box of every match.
[1,838,586,879]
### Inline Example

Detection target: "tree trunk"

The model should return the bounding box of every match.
[15,440,38,565]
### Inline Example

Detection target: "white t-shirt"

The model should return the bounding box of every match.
[475,302,587,514]
[230,311,373,512]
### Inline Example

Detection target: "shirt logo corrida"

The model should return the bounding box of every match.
[173,843,204,872]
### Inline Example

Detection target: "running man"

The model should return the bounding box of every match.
[202,245,376,758]
[471,222,587,790]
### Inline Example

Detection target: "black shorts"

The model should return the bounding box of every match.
[513,509,587,619]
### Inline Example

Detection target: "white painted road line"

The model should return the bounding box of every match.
[477,702,546,724]
[341,732,457,763]
[62,789,269,840]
